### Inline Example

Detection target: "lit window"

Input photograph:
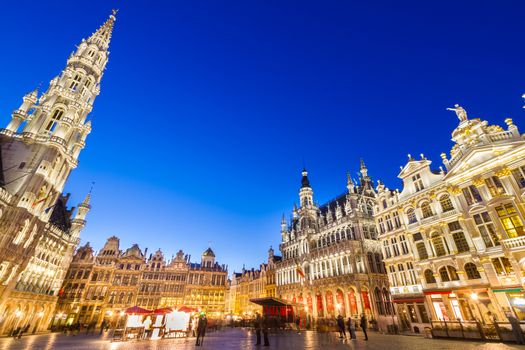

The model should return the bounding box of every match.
[485,176,506,197]
[439,195,454,212]
[431,234,448,257]
[495,203,524,238]
[492,257,513,276]
[448,221,469,253]
[416,242,428,260]
[421,202,434,218]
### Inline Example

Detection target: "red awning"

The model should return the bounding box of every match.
[125,306,152,315]
[178,306,199,313]
[152,307,173,315]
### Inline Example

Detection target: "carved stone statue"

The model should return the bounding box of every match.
[447,104,468,122]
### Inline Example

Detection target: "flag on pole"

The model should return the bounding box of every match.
[32,187,49,208]
[296,265,305,279]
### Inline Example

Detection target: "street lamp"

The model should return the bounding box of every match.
[470,293,484,324]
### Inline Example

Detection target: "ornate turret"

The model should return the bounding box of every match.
[299,169,314,207]
[201,246,216,267]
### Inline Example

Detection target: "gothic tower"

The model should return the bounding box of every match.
[0,11,117,335]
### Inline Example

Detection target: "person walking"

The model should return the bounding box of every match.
[195,314,207,346]
[347,317,356,339]
[337,315,346,339]
[262,314,270,347]
[254,313,262,345]
[360,314,368,341]
[99,319,106,335]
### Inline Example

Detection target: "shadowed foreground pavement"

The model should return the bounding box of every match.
[0,328,523,350]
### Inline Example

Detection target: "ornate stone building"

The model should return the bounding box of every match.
[375,104,525,331]
[227,248,281,317]
[56,238,228,326]
[276,166,392,329]
[0,11,116,334]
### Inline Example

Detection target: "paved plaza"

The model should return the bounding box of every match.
[0,329,523,350]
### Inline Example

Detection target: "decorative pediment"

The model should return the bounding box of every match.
[444,142,522,178]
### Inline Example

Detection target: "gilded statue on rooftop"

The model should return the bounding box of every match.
[447,104,468,122]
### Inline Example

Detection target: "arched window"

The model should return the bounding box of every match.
[439,266,450,282]
[439,195,454,212]
[424,269,436,283]
[439,266,459,282]
[421,202,433,218]
[407,209,417,224]
[465,263,481,279]
[447,266,459,280]
[44,108,64,132]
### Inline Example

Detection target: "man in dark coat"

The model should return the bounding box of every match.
[360,314,368,341]
[337,315,346,338]
[195,315,207,346]
[254,313,262,345]
[262,314,270,346]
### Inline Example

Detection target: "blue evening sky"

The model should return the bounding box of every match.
[0,1,524,273]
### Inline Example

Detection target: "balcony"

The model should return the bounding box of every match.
[501,236,525,250]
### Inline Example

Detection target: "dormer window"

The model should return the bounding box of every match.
[412,174,424,192]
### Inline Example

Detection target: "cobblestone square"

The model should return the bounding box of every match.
[0,329,523,350]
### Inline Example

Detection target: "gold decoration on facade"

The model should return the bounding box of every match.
[447,186,462,195]
[495,166,511,178]
[472,177,485,187]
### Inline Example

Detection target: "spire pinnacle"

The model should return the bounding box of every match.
[301,168,311,188]
[82,182,95,206]
[360,158,368,177]
[88,10,117,50]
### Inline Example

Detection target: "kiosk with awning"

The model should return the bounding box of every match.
[250,297,295,323]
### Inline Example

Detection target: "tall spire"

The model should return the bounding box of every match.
[360,158,368,177]
[87,9,117,50]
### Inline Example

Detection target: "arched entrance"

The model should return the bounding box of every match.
[326,291,334,316]
[336,289,345,316]
[348,289,358,315]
